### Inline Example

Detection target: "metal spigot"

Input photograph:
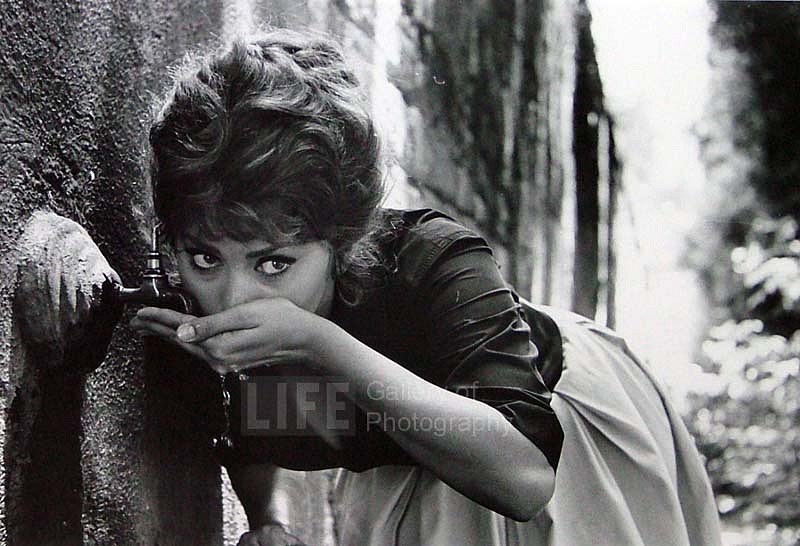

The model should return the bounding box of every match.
[105,225,197,314]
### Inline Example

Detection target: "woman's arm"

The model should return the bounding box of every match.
[227,462,283,529]
[308,319,555,522]
[227,462,309,545]
[135,299,555,520]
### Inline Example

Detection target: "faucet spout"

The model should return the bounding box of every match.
[105,223,197,314]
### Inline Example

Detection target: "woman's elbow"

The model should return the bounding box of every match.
[503,464,556,522]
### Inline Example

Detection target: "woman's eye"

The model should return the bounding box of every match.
[191,253,220,269]
[256,257,295,276]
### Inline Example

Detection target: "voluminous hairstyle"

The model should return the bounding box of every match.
[149,28,384,303]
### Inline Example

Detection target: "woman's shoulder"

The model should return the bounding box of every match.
[382,207,477,237]
[378,207,491,288]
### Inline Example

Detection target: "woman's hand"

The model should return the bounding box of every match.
[129,297,322,375]
[237,523,307,546]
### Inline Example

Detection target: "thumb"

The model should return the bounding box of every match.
[176,306,256,343]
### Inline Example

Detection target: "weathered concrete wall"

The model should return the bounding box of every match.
[1,2,226,545]
[395,0,615,315]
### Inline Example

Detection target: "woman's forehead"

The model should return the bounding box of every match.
[176,230,327,257]
[174,212,302,247]
[177,225,277,247]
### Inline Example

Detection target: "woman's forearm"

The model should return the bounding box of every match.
[227,462,284,529]
[308,319,555,521]
[228,462,311,531]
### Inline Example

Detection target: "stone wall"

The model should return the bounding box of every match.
[1,2,229,545]
[392,0,616,316]
[1,1,616,544]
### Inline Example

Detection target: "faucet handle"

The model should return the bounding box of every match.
[107,223,198,315]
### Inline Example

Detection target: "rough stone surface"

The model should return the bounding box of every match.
[14,212,120,363]
[1,1,225,545]
[399,0,559,294]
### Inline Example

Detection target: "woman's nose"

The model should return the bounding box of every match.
[220,271,272,310]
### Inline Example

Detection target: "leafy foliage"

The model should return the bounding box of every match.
[687,305,800,523]
[686,218,800,544]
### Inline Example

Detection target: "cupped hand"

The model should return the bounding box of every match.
[129,297,322,375]
[237,523,308,546]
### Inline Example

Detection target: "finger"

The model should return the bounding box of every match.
[103,269,122,287]
[130,318,209,362]
[255,525,306,546]
[221,345,299,368]
[136,307,197,328]
[236,529,277,546]
[130,317,177,340]
[197,327,271,363]
[175,305,260,343]
[197,331,311,373]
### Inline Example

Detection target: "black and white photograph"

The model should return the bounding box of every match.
[1,1,798,545]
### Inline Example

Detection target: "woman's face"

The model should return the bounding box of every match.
[174,231,336,318]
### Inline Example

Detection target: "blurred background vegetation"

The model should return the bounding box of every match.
[683,2,800,545]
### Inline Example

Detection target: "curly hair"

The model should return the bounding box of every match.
[149,28,386,304]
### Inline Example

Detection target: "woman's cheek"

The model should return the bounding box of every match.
[304,273,335,317]
[177,269,218,316]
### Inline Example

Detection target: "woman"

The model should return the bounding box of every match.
[131,29,722,546]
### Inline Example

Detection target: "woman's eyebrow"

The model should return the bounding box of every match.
[182,236,220,254]
[245,246,277,259]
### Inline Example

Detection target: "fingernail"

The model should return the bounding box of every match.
[176,324,196,341]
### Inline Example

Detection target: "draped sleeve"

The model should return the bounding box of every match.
[395,212,564,469]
